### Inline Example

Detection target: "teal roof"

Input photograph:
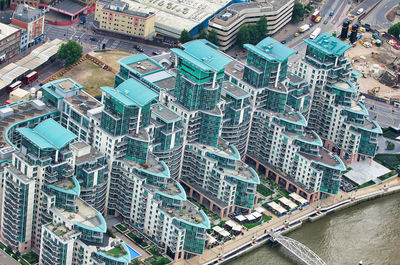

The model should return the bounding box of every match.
[176,210,210,230]
[279,111,307,127]
[101,79,158,107]
[17,118,77,150]
[303,33,351,57]
[244,37,296,63]
[332,81,357,93]
[171,40,232,72]
[48,177,81,196]
[227,167,260,185]
[344,102,369,116]
[357,120,383,134]
[75,212,107,233]
[156,181,186,201]
[351,69,362,79]
[118,54,163,76]
[43,78,83,94]
[295,131,323,147]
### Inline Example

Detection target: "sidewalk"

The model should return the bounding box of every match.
[176,177,400,265]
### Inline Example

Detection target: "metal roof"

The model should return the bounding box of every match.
[244,37,296,63]
[303,33,351,57]
[17,118,77,150]
[101,79,158,107]
[171,40,232,72]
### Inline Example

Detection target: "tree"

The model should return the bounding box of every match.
[57,40,83,67]
[179,29,192,44]
[206,29,219,45]
[388,22,400,39]
[130,259,141,265]
[292,2,305,23]
[198,30,207,39]
[237,26,250,47]
[256,16,269,40]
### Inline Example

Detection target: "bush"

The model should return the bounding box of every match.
[22,251,39,264]
[257,184,274,197]
[388,22,400,39]
[386,141,395,150]
[107,228,116,238]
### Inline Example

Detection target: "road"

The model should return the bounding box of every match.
[364,98,400,128]
[0,249,20,265]
[44,13,163,57]
[361,0,398,30]
[287,0,350,65]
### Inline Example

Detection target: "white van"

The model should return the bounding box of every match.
[357,8,364,15]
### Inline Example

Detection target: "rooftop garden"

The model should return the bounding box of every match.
[105,244,127,258]
[145,247,170,265]
[22,251,39,264]
[115,223,128,233]
[127,232,148,248]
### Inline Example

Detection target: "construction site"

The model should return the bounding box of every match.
[344,25,400,102]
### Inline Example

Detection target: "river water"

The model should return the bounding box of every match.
[228,193,400,265]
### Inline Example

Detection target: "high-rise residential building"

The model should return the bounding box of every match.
[222,37,346,200]
[296,33,382,164]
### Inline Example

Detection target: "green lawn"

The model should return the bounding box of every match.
[382,127,400,140]
[127,232,148,247]
[116,223,128,232]
[378,170,398,181]
[374,153,400,170]
[21,251,39,264]
[105,245,127,257]
[19,260,29,265]
[358,180,376,189]
[257,184,274,197]
[243,215,271,229]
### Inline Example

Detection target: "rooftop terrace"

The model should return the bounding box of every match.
[55,198,103,229]
[64,90,103,117]
[122,154,166,175]
[46,223,80,242]
[119,54,162,76]
[222,81,249,100]
[151,103,180,123]
[0,100,56,152]
[300,147,343,168]
[163,200,204,224]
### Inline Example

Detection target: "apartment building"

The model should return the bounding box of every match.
[95,0,156,39]
[0,23,21,63]
[12,4,45,50]
[208,0,294,51]
[296,33,382,164]
[222,37,346,200]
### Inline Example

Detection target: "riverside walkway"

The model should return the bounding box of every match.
[176,178,400,265]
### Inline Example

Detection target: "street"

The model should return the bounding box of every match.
[364,98,400,129]
[44,13,163,56]
[0,249,19,265]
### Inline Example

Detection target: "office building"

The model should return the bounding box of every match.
[208,0,294,51]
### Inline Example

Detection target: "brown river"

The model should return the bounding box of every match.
[228,193,400,265]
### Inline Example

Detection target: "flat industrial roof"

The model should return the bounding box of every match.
[0,23,19,40]
[125,0,233,37]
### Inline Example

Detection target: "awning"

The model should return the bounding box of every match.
[289,193,308,205]
[245,214,256,221]
[254,207,266,214]
[212,226,223,233]
[218,230,230,237]
[267,202,287,215]
[279,197,298,210]
[252,212,262,219]
[225,220,237,228]
[235,215,246,222]
[208,236,217,244]
[232,225,242,232]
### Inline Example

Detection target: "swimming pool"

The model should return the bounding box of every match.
[126,244,141,260]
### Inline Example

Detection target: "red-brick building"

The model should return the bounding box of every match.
[0,23,21,63]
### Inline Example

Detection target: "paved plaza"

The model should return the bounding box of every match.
[344,159,391,185]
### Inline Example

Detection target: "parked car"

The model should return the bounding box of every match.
[329,11,334,16]
[280,40,287,44]
[324,19,329,24]
[356,8,364,15]
[152,51,160,55]
[90,37,97,41]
